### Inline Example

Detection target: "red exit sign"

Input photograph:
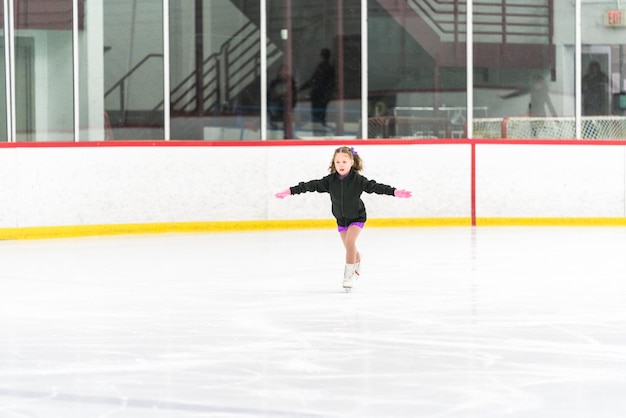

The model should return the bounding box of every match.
[605,10,626,27]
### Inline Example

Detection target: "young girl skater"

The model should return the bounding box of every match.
[275,146,412,291]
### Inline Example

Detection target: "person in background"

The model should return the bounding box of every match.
[582,61,609,116]
[501,73,557,117]
[299,48,335,133]
[274,146,412,291]
[268,64,297,132]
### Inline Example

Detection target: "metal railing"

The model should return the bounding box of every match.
[409,0,552,45]
[105,20,281,123]
[104,53,164,124]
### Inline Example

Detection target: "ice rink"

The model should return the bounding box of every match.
[2,226,626,417]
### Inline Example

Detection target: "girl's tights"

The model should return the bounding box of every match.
[339,225,362,264]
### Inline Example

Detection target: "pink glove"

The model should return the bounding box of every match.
[394,189,412,198]
[275,189,291,199]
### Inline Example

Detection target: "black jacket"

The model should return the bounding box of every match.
[289,171,396,226]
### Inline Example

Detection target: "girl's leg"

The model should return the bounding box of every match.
[339,224,364,288]
[339,225,362,264]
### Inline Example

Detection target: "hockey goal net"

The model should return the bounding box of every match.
[473,116,626,139]
[365,116,451,138]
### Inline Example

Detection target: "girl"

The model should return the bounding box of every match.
[275,146,412,290]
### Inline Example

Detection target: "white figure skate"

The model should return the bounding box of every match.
[343,264,356,292]
[354,255,362,278]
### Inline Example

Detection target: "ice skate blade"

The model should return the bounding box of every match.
[343,286,352,292]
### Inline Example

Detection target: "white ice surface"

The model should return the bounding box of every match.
[1,227,626,417]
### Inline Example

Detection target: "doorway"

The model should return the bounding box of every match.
[0,37,35,141]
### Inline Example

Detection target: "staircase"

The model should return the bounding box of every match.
[376,0,554,68]
[162,21,281,116]
[105,20,281,126]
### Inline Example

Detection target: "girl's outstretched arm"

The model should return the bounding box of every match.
[394,189,412,198]
[275,189,291,199]
[276,177,330,199]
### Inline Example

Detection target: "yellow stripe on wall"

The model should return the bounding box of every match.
[477,217,626,227]
[0,218,465,240]
[2,217,626,240]
[0,220,336,240]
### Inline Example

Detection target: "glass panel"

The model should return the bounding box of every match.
[169,0,261,141]
[0,1,6,142]
[368,0,466,139]
[14,0,74,142]
[268,0,360,140]
[473,1,573,139]
[104,0,164,140]
[581,4,626,139]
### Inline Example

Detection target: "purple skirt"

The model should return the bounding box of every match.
[337,222,365,232]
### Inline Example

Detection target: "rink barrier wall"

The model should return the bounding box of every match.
[1,139,626,239]
[0,218,472,240]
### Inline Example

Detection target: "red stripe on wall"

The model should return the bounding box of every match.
[4,138,626,149]
[471,142,476,227]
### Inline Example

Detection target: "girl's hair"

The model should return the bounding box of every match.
[329,146,363,174]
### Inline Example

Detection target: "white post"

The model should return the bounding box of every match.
[466,0,473,139]
[361,0,368,139]
[4,0,15,142]
[73,0,80,141]
[575,0,582,139]
[260,0,268,140]
[163,0,171,140]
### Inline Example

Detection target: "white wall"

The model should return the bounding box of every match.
[0,141,625,231]
[477,144,626,218]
